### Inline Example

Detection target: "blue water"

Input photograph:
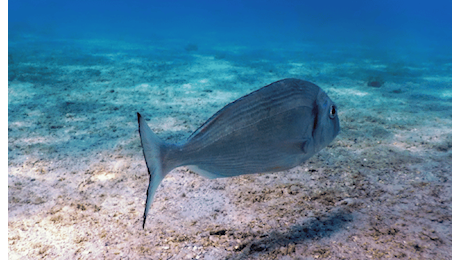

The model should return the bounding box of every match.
[8,0,453,95]
[9,0,451,55]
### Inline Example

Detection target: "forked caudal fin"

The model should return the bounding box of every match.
[137,113,173,229]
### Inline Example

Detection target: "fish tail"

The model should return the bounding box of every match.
[137,112,173,229]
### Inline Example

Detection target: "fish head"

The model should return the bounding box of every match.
[312,89,340,152]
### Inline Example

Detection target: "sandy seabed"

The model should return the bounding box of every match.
[8,38,451,259]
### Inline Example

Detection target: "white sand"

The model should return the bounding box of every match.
[8,38,451,259]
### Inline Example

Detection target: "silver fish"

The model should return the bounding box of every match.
[137,78,340,228]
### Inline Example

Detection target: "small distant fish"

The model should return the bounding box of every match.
[137,78,340,228]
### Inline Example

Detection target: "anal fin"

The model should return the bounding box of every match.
[187,165,222,179]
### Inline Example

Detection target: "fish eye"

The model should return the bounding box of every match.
[329,105,337,119]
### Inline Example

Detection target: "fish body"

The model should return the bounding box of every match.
[137,78,340,228]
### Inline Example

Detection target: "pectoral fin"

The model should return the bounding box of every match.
[302,139,313,154]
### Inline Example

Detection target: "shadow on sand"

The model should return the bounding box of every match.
[228,207,354,259]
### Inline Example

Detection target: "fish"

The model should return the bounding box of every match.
[137,78,340,228]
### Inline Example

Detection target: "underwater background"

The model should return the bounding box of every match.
[8,0,452,259]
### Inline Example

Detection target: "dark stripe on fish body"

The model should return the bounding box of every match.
[188,81,308,142]
[180,105,315,175]
[186,79,319,150]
